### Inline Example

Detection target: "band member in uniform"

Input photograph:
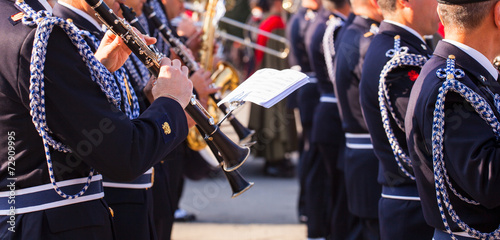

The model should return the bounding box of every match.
[333,0,383,239]
[51,0,160,239]
[359,0,439,238]
[144,1,218,238]
[304,0,351,239]
[0,0,193,239]
[406,0,500,239]
[285,0,321,221]
[249,0,298,178]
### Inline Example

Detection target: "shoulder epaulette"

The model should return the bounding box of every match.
[364,23,379,38]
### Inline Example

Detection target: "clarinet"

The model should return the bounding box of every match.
[119,3,147,35]
[85,0,249,172]
[142,2,198,72]
[142,2,255,143]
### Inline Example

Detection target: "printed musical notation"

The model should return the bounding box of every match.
[218,68,309,108]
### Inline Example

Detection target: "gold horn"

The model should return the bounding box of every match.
[187,0,255,150]
[211,62,255,143]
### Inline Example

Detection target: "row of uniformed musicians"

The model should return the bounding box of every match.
[287,0,500,239]
[0,0,217,239]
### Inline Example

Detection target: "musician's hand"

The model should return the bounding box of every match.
[169,49,182,62]
[185,29,203,58]
[177,17,197,37]
[95,30,156,72]
[191,68,220,107]
[185,112,196,128]
[143,76,156,104]
[153,58,193,109]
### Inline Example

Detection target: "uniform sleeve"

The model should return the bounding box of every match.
[334,33,360,121]
[439,90,500,208]
[20,26,188,182]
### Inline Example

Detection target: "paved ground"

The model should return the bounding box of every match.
[171,104,307,240]
[172,223,306,240]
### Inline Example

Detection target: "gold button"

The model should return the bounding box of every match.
[162,122,171,135]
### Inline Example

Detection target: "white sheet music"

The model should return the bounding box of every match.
[218,68,309,108]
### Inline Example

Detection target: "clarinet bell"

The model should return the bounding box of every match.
[229,117,255,145]
[219,140,250,172]
[223,169,254,198]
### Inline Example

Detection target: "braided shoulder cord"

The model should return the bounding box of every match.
[79,30,140,119]
[150,0,170,54]
[16,0,128,199]
[378,36,427,180]
[322,16,343,82]
[138,14,150,35]
[432,55,500,240]
[124,54,151,91]
[18,1,96,199]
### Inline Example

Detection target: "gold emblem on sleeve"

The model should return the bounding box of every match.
[162,122,171,135]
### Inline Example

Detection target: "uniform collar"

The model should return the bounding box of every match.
[434,41,499,85]
[442,39,498,81]
[353,15,379,29]
[383,20,425,45]
[378,21,431,56]
[334,11,347,21]
[58,2,103,32]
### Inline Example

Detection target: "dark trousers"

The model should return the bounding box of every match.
[317,143,357,240]
[379,197,434,240]
[152,151,185,240]
[304,145,329,238]
[348,218,381,240]
[104,188,156,240]
[0,199,114,240]
[297,123,313,219]
[305,142,354,239]
[343,147,380,218]
[343,146,381,240]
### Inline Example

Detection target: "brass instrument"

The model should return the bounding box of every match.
[122,2,253,196]
[282,0,301,13]
[185,2,290,59]
[86,0,249,172]
[197,0,256,145]
[141,2,254,151]
[200,0,218,72]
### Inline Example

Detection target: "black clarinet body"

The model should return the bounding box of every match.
[142,2,199,72]
[119,3,148,35]
[85,0,249,172]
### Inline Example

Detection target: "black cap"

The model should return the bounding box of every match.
[437,0,492,4]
